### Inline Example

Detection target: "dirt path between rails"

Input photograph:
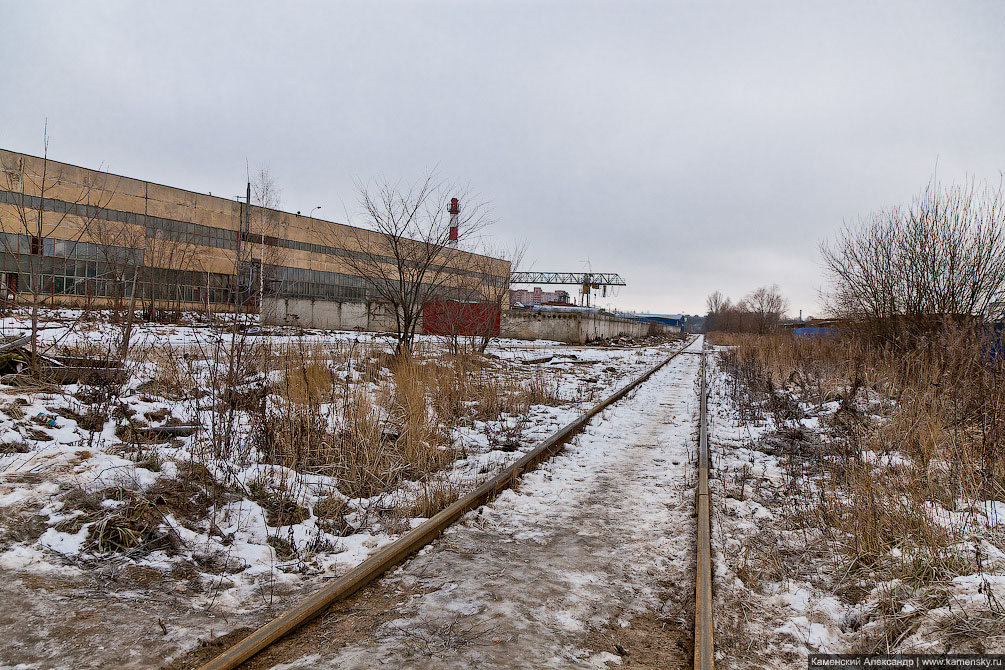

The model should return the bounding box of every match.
[184,338,703,670]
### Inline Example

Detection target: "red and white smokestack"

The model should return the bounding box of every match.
[448,197,460,247]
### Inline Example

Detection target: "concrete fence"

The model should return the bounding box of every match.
[503,309,679,344]
[263,297,678,345]
[262,297,396,332]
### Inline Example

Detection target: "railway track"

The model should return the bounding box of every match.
[193,335,715,670]
[695,342,714,670]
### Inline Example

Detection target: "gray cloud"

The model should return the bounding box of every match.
[4,0,1003,315]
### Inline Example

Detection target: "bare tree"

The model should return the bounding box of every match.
[246,167,288,315]
[323,175,490,353]
[706,290,726,316]
[472,242,522,354]
[430,242,522,355]
[0,136,118,369]
[705,290,727,332]
[87,216,145,358]
[88,208,206,355]
[138,218,205,321]
[821,178,1005,341]
[704,286,786,334]
[742,284,788,334]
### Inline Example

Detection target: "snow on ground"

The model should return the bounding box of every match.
[0,308,570,356]
[706,345,1005,668]
[262,336,703,669]
[0,307,688,669]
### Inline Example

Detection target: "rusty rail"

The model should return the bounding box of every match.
[694,342,714,670]
[198,336,697,670]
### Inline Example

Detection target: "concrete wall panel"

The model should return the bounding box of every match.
[503,310,678,344]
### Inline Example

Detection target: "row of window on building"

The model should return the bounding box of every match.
[0,232,373,305]
[2,189,506,289]
[0,189,241,251]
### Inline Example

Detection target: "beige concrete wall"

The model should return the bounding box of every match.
[0,148,510,309]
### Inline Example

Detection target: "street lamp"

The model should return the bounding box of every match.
[308,206,321,278]
[310,206,321,247]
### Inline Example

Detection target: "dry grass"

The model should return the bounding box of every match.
[260,343,406,497]
[314,495,356,537]
[47,461,236,556]
[383,352,452,476]
[715,325,1004,585]
[114,334,570,548]
[136,345,205,401]
[255,339,564,501]
[247,477,311,527]
[426,352,562,424]
[407,479,464,519]
[55,486,174,554]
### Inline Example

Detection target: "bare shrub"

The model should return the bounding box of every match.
[137,345,204,401]
[820,177,1005,343]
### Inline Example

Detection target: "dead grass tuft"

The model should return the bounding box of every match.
[54,486,172,554]
[247,477,310,527]
[147,461,234,528]
[314,496,356,537]
[407,480,463,519]
[135,346,203,400]
[718,325,1004,593]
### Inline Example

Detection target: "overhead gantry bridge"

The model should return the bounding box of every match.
[509,272,626,307]
[509,272,626,286]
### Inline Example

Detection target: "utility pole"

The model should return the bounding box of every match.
[246,182,257,310]
[233,192,243,316]
[232,182,252,313]
[255,182,265,309]
[309,206,321,277]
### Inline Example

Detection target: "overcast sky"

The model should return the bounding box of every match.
[4,1,1004,316]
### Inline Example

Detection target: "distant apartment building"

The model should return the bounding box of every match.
[510,286,570,306]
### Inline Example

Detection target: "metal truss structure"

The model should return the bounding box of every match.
[509,272,626,286]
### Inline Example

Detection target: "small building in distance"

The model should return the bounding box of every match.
[510,286,570,306]
[635,313,684,328]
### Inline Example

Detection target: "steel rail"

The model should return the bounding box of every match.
[198,336,697,670]
[694,342,714,669]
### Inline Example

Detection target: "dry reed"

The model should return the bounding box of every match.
[715,325,1004,584]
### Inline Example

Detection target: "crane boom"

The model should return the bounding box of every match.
[510,272,626,286]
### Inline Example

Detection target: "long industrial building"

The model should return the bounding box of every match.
[0,148,509,328]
